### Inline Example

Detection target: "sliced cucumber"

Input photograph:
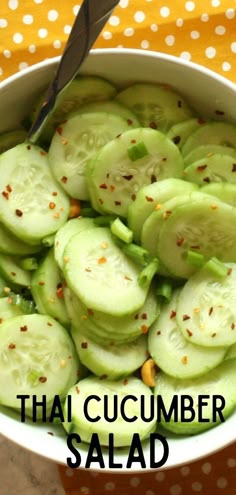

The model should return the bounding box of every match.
[167,118,207,149]
[63,227,149,317]
[182,122,236,157]
[155,358,236,435]
[48,111,137,200]
[128,178,198,243]
[148,290,226,379]
[54,217,96,270]
[184,153,236,185]
[87,127,184,218]
[0,129,27,153]
[72,330,148,379]
[0,253,31,288]
[0,296,25,321]
[201,183,236,207]
[63,376,156,446]
[31,249,69,327]
[183,144,236,167]
[74,100,141,127]
[0,222,40,256]
[176,263,236,347]
[0,313,79,408]
[116,83,194,132]
[0,143,70,244]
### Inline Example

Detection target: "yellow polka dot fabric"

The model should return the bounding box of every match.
[1,1,236,494]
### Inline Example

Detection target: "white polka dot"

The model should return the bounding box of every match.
[160,6,170,18]
[205,46,216,58]
[28,44,36,53]
[8,0,18,10]
[150,23,158,32]
[165,35,175,46]
[0,19,8,28]
[231,42,236,53]
[141,40,150,49]
[155,472,166,481]
[227,457,236,467]
[170,484,182,495]
[13,32,23,44]
[176,18,184,27]
[201,13,209,22]
[145,491,155,495]
[104,482,115,491]
[192,482,203,492]
[53,40,62,49]
[38,28,48,39]
[225,9,235,19]
[33,0,43,3]
[211,0,221,6]
[215,25,226,35]
[120,0,129,7]
[48,10,59,22]
[102,31,112,40]
[222,61,231,71]
[81,487,90,495]
[134,11,146,23]
[124,27,134,37]
[216,477,228,489]
[180,466,190,476]
[3,49,11,58]
[65,468,74,477]
[130,477,141,487]
[180,51,192,60]
[190,30,200,39]
[73,5,80,16]
[64,25,71,35]
[201,462,212,474]
[22,15,34,25]
[185,1,195,12]
[109,15,120,27]
[19,62,29,71]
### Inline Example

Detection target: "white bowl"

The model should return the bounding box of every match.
[0,48,236,471]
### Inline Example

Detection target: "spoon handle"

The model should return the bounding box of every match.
[28,0,120,143]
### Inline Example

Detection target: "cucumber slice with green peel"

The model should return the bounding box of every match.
[54,217,96,270]
[116,83,194,132]
[0,222,41,256]
[0,313,79,408]
[63,227,149,317]
[0,253,31,288]
[74,100,141,127]
[167,118,207,149]
[155,358,236,435]
[183,144,236,167]
[87,127,184,218]
[31,249,69,327]
[48,112,137,201]
[176,263,236,347]
[201,183,236,207]
[184,153,236,185]
[128,178,198,243]
[148,290,227,379]
[31,76,117,145]
[63,376,156,447]
[0,296,25,321]
[71,330,148,379]
[182,122,236,157]
[0,143,70,244]
[0,129,27,153]
[157,196,236,279]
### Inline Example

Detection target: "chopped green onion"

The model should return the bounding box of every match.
[138,259,159,288]
[122,243,151,266]
[19,257,38,271]
[127,141,149,161]
[204,257,228,278]
[110,218,133,244]
[156,278,173,303]
[9,292,35,314]
[186,250,205,268]
[80,207,98,218]
[42,234,55,247]
[94,215,116,226]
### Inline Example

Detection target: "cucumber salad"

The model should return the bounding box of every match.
[0,74,236,447]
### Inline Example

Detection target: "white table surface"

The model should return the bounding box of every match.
[0,435,65,495]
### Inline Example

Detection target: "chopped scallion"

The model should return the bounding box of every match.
[127,141,149,161]
[186,250,205,268]
[138,259,159,288]
[110,218,133,244]
[156,278,173,303]
[122,243,151,266]
[204,257,228,278]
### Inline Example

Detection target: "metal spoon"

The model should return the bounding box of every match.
[27,0,120,143]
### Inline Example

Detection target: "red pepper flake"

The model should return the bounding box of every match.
[87,308,94,316]
[56,126,63,135]
[170,310,176,319]
[123,175,133,181]
[141,324,149,334]
[209,307,214,316]
[141,313,147,320]
[145,196,154,202]
[15,209,23,217]
[61,176,68,183]
[228,268,233,275]
[8,343,16,349]
[186,329,193,337]
[215,109,225,116]
[26,145,31,150]
[173,136,181,145]
[47,322,53,326]
[134,314,139,320]
[211,333,216,338]
[38,281,45,286]
[197,164,207,172]
[20,325,28,332]
[181,355,188,364]
[2,191,9,200]
[211,204,218,210]
[131,194,136,201]
[115,200,121,206]
[177,100,182,108]
[81,341,88,349]
[39,376,47,383]
[68,355,73,359]
[52,191,58,196]
[56,286,64,299]
[203,177,210,183]
[98,256,107,264]
[183,314,190,321]
[176,237,184,247]
[231,323,235,330]
[99,183,108,189]
[98,198,104,205]
[11,272,16,276]
[49,202,56,209]
[75,386,80,394]
[162,157,167,162]
[157,330,161,335]
[149,121,157,129]
[110,185,115,192]
[232,164,236,172]
[40,150,47,156]
[0,319,3,324]
[123,378,129,385]
[163,210,172,219]
[131,139,136,144]
[6,184,12,193]
[124,275,132,281]
[127,119,133,126]
[85,268,92,272]
[190,245,200,250]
